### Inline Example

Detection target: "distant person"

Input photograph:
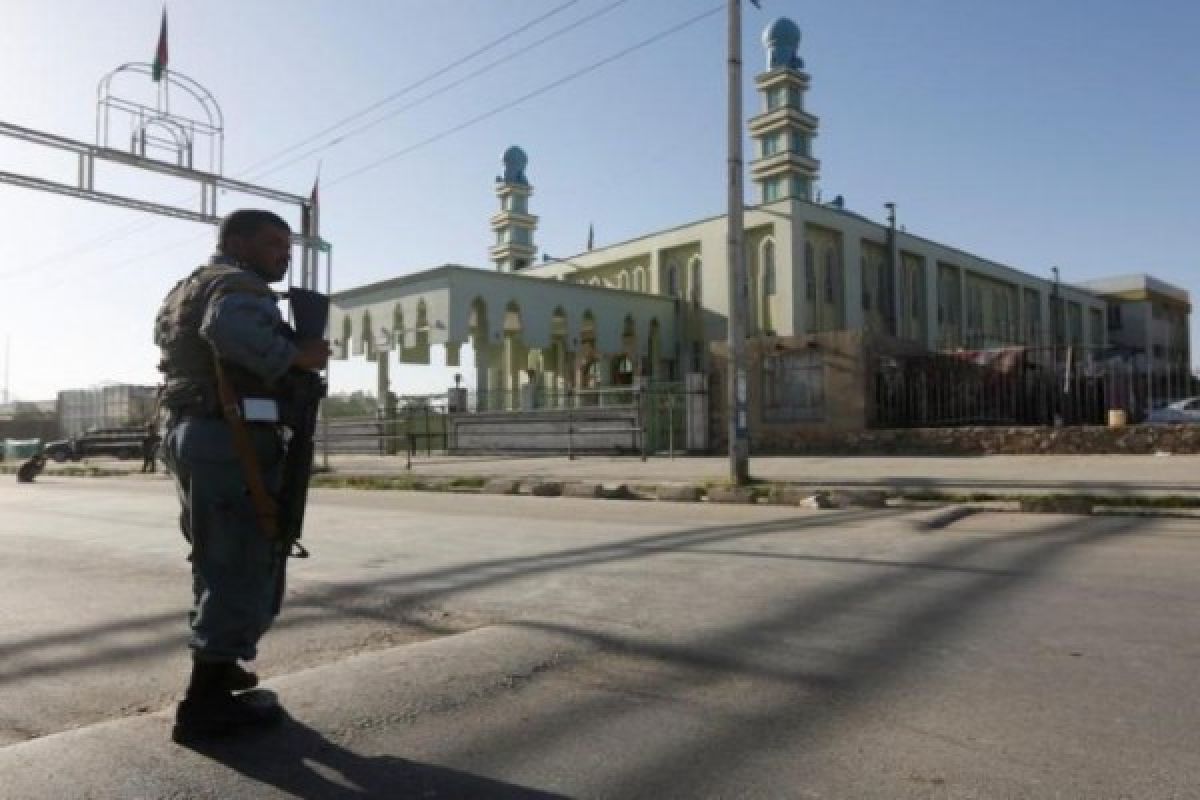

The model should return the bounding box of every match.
[16,454,46,483]
[140,427,161,473]
[155,209,329,743]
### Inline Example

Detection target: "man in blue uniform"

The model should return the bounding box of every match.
[155,209,329,742]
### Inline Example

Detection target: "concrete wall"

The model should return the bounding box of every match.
[448,407,642,453]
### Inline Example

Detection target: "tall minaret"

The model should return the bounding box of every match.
[748,18,820,203]
[489,145,538,272]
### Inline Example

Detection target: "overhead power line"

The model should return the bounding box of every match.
[3,2,723,288]
[244,0,633,185]
[328,3,724,189]
[0,0,587,282]
[237,0,587,179]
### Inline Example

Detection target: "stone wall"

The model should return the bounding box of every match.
[752,424,1200,455]
[708,330,925,450]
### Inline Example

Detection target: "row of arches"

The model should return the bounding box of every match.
[340,297,434,360]
[566,238,783,320]
[465,298,667,410]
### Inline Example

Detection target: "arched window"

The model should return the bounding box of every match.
[877,261,888,315]
[804,242,816,300]
[762,240,776,296]
[617,271,629,290]
[633,267,646,292]
[666,263,679,297]
[360,312,373,356]
[393,306,406,348]
[689,259,702,306]
[341,316,353,358]
[823,248,837,304]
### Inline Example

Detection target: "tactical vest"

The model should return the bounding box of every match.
[155,262,281,412]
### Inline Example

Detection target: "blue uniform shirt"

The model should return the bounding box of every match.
[198,255,297,385]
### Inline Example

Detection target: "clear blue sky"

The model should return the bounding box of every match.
[1,0,1197,401]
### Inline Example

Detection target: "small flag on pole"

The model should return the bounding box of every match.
[302,166,320,238]
[587,222,594,251]
[152,9,168,82]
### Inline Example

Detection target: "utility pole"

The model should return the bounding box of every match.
[1050,266,1061,424]
[885,202,898,336]
[726,0,750,485]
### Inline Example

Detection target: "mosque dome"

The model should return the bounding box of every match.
[503,146,527,170]
[501,146,529,184]
[763,17,803,70]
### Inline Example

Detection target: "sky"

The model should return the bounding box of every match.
[1,0,1197,402]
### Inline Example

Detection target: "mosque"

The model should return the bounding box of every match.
[329,16,1189,450]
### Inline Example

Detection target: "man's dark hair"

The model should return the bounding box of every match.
[218,209,291,250]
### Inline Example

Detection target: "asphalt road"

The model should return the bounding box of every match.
[0,476,1197,798]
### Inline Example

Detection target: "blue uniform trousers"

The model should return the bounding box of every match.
[163,416,285,663]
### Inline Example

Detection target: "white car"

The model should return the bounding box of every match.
[1146,397,1200,424]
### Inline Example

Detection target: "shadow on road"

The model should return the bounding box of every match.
[178,705,567,799]
[427,514,1144,796]
[0,508,892,686]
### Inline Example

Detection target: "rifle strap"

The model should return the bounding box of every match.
[213,355,280,540]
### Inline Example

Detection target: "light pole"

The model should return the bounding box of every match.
[1050,266,1061,424]
[726,0,750,485]
[885,202,897,336]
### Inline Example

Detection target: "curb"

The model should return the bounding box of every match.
[0,625,590,799]
[12,466,1200,516]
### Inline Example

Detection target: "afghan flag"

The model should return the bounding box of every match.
[152,9,168,82]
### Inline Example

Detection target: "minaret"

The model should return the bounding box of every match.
[748,18,820,203]
[489,146,538,272]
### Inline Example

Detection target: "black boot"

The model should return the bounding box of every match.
[218,661,259,692]
[172,660,282,744]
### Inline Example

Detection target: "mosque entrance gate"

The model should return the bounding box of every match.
[0,61,330,293]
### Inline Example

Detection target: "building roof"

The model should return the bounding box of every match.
[1076,274,1190,304]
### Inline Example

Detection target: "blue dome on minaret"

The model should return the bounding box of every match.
[763,17,803,70]
[501,145,529,185]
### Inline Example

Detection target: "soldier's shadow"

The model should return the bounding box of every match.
[179,699,566,800]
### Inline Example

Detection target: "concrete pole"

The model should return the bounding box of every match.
[886,203,900,338]
[726,0,750,485]
[376,352,392,455]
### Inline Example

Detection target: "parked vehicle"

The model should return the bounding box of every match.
[1145,397,1200,424]
[43,427,149,462]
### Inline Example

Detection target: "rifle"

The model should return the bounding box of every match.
[271,287,330,613]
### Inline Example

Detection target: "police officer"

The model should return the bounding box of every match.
[140,425,162,473]
[155,209,329,742]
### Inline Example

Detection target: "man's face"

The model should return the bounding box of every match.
[230,224,292,282]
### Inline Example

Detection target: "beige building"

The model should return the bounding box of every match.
[331,16,1185,441]
[1078,274,1192,406]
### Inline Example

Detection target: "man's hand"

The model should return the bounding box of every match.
[291,339,331,371]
